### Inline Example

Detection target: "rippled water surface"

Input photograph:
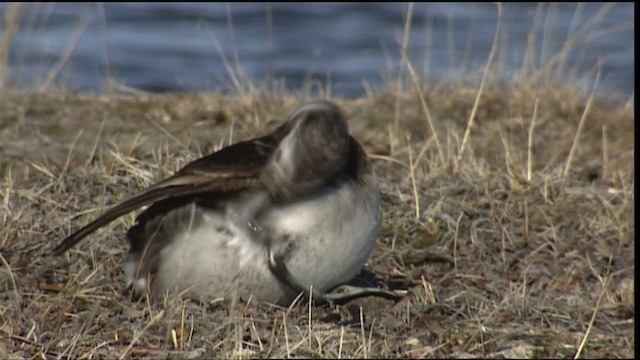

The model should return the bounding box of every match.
[2,3,634,96]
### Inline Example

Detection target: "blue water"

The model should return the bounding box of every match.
[1,3,634,97]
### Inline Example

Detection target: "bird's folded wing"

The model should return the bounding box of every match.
[53,136,277,255]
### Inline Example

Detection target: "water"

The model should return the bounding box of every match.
[1,3,634,97]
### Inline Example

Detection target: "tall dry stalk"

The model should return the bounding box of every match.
[0,3,25,89]
[457,3,503,162]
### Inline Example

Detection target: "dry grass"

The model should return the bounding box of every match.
[0,75,634,358]
[0,3,634,358]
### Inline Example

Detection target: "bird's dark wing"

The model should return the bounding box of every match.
[52,134,279,255]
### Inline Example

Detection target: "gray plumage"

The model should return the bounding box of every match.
[54,100,382,305]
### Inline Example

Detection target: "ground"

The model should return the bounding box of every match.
[0,81,634,358]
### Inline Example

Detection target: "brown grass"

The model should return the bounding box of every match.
[0,3,634,358]
[0,76,634,358]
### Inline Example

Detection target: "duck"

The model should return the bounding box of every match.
[53,100,392,305]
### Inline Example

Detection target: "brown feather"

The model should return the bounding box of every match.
[52,133,279,255]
